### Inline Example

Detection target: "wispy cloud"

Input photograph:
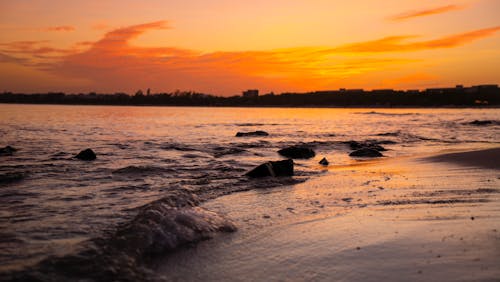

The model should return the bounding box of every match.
[334,26,500,52]
[0,52,28,64]
[389,4,465,21]
[45,25,75,32]
[0,40,77,55]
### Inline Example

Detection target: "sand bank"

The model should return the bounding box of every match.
[426,147,499,170]
[155,149,500,281]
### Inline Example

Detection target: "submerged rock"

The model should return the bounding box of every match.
[246,159,294,178]
[367,144,387,152]
[0,146,18,156]
[212,147,246,158]
[0,172,25,184]
[235,131,269,137]
[278,146,315,159]
[75,148,96,161]
[319,157,329,166]
[469,120,498,126]
[344,140,387,151]
[349,148,383,158]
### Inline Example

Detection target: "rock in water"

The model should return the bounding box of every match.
[278,146,315,159]
[368,144,387,152]
[235,131,269,137]
[469,120,496,126]
[75,148,97,161]
[344,140,386,151]
[349,148,383,158]
[246,159,294,178]
[319,157,329,166]
[0,146,17,156]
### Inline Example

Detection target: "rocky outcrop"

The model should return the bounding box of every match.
[235,131,269,137]
[349,148,383,158]
[278,146,315,159]
[246,159,294,178]
[75,148,96,161]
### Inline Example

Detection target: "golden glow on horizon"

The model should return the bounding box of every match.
[0,0,499,95]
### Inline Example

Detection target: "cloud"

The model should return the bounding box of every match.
[3,21,499,95]
[45,26,75,32]
[0,40,77,55]
[0,52,28,64]
[334,26,500,53]
[92,22,111,31]
[388,4,465,21]
[42,22,421,94]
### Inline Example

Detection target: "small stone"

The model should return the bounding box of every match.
[75,148,97,161]
[319,157,329,166]
[0,146,18,156]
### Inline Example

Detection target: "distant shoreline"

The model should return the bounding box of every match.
[1,102,500,109]
[1,85,499,107]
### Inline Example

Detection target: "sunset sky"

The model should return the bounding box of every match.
[0,0,499,96]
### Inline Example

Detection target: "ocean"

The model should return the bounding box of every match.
[0,104,499,280]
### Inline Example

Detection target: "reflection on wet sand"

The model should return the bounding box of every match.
[156,149,500,281]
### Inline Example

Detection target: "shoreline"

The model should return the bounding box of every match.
[1,102,500,109]
[155,147,500,281]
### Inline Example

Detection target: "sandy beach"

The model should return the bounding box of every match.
[155,148,500,281]
[426,148,500,170]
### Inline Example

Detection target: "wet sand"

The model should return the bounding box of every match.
[155,148,500,281]
[427,148,500,170]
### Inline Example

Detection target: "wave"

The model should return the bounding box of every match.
[233,123,285,127]
[354,111,419,116]
[112,165,174,175]
[5,190,236,281]
[160,143,197,152]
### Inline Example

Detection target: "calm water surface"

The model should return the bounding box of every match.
[0,104,498,275]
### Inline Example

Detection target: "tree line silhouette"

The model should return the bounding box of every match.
[0,85,498,107]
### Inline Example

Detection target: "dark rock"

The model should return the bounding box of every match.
[75,148,96,161]
[376,140,397,145]
[235,131,269,137]
[278,146,315,159]
[469,120,497,126]
[368,144,387,152]
[319,157,329,166]
[343,140,387,151]
[349,148,383,158]
[246,159,294,178]
[0,172,25,184]
[345,141,364,150]
[0,146,18,156]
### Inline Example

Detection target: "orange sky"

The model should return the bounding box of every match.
[0,0,499,96]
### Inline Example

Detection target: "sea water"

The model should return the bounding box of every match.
[0,104,498,279]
